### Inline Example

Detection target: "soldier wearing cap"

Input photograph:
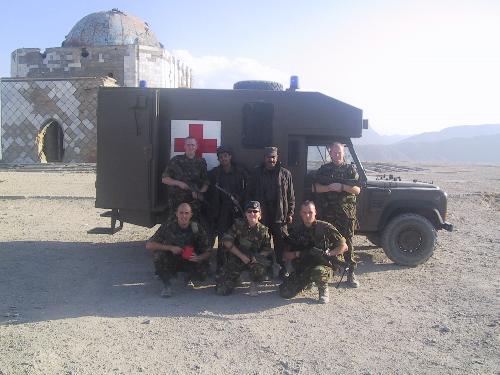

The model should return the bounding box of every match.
[247,146,295,270]
[161,136,209,221]
[146,203,212,298]
[207,145,248,272]
[215,201,273,296]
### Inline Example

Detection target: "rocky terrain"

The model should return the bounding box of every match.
[0,163,499,375]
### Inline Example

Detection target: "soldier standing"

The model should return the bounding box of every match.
[280,201,347,303]
[314,142,361,287]
[207,145,248,273]
[161,136,209,221]
[215,201,273,297]
[146,203,212,297]
[248,147,295,270]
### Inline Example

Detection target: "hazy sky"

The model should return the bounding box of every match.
[1,0,499,135]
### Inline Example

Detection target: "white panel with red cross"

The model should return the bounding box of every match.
[170,120,221,170]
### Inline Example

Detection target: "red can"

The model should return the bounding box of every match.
[182,246,194,260]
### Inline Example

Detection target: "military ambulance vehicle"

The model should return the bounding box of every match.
[91,79,453,266]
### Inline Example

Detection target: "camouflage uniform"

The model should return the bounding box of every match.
[215,218,272,295]
[279,220,345,299]
[314,162,359,266]
[149,219,210,285]
[162,154,209,220]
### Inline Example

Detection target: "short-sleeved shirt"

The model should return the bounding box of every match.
[222,218,272,256]
[287,220,346,253]
[162,154,209,206]
[315,162,359,220]
[149,220,209,255]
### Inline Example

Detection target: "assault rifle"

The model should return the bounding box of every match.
[214,183,244,215]
[186,183,206,201]
[237,238,272,267]
[308,246,351,288]
[284,235,351,288]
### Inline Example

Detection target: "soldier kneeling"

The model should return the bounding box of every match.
[215,201,273,297]
[146,203,211,298]
[280,201,347,304]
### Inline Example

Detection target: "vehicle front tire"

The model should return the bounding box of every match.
[381,214,437,266]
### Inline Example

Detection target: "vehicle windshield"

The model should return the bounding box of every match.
[307,144,355,173]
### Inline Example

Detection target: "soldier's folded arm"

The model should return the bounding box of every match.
[342,184,360,195]
[314,181,341,193]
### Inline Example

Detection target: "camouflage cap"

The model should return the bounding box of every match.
[264,146,278,156]
[216,145,233,156]
[244,201,261,211]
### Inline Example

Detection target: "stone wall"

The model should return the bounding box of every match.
[1,77,117,163]
[11,45,192,89]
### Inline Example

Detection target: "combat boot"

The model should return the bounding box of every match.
[346,270,360,288]
[318,285,330,304]
[249,281,259,297]
[160,282,172,298]
[184,274,195,289]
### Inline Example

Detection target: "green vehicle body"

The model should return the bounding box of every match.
[93,85,452,266]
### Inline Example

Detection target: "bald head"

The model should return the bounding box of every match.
[329,142,345,166]
[300,200,317,227]
[176,203,193,228]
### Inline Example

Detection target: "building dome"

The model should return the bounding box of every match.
[62,9,161,48]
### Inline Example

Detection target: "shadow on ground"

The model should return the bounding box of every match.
[0,240,404,324]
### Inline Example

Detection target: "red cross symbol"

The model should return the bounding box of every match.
[174,123,218,158]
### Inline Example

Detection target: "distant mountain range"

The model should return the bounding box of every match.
[354,124,500,164]
[352,127,408,145]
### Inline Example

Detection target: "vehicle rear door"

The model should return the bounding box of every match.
[95,88,158,210]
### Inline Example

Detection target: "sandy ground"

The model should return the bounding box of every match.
[0,163,499,375]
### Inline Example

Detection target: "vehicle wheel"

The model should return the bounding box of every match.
[365,233,382,247]
[381,214,437,266]
[233,80,283,91]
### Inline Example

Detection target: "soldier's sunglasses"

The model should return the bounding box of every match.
[246,210,260,214]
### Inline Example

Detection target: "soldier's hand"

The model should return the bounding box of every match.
[177,181,190,190]
[287,215,293,224]
[170,246,183,255]
[241,254,251,264]
[328,182,342,192]
[192,191,203,200]
[328,243,348,256]
[189,254,201,262]
[282,251,297,262]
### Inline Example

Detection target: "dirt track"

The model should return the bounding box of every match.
[0,163,499,375]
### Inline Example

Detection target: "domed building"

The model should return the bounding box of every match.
[1,9,192,163]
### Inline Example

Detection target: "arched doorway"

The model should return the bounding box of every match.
[36,120,64,162]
